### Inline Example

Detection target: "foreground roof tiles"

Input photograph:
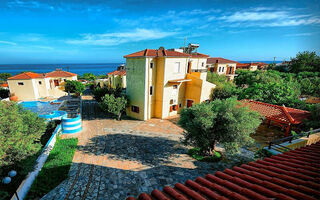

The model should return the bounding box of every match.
[127,142,320,200]
[240,99,311,125]
[207,57,239,64]
[124,49,209,58]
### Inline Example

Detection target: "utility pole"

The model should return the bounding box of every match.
[183,37,187,53]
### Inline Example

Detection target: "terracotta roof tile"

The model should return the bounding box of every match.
[8,72,45,80]
[127,142,320,200]
[107,69,126,76]
[207,57,239,64]
[124,49,209,58]
[240,99,311,125]
[45,70,77,77]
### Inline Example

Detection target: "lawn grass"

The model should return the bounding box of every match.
[25,137,78,200]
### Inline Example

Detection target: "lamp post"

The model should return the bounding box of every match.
[2,170,20,200]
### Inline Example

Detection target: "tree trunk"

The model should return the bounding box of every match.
[117,112,122,121]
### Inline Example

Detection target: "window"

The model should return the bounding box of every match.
[172,105,177,111]
[170,99,174,104]
[54,80,59,86]
[201,62,204,67]
[218,67,221,72]
[64,79,67,82]
[131,105,139,113]
[174,62,180,73]
[173,85,178,89]
[149,86,153,95]
[222,67,224,72]
[18,82,24,85]
[39,81,42,85]
[150,63,153,69]
[179,103,182,108]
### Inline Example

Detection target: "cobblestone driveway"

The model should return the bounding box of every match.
[42,100,250,200]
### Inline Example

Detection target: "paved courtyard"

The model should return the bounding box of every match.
[42,99,253,200]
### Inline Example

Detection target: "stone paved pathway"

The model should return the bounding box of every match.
[41,98,253,200]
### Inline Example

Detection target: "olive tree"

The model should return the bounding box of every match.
[99,94,127,120]
[179,98,262,155]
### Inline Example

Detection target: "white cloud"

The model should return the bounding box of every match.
[284,32,314,37]
[0,40,17,45]
[221,11,288,22]
[219,7,320,27]
[66,28,179,46]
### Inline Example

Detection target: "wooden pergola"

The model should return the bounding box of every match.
[240,99,311,136]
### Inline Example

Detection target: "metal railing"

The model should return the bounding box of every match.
[268,128,320,150]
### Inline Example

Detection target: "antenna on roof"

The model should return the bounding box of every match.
[183,37,187,53]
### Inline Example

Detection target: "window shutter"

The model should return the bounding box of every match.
[170,106,173,112]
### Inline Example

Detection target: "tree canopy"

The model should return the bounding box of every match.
[79,73,96,81]
[0,101,46,167]
[179,98,262,155]
[99,94,127,120]
[0,73,11,81]
[64,80,85,95]
[289,51,320,73]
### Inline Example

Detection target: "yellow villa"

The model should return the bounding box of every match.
[207,57,238,80]
[106,64,126,88]
[7,70,77,101]
[124,46,216,120]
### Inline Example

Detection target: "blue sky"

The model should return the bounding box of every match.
[0,0,319,64]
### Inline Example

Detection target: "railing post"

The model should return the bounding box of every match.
[268,142,272,149]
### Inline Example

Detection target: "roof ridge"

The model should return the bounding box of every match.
[281,105,296,124]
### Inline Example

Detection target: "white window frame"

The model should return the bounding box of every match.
[174,62,181,73]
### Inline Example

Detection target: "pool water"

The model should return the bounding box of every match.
[20,101,61,115]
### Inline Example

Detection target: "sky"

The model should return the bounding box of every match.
[0,0,319,64]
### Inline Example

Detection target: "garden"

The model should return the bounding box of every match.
[0,101,77,200]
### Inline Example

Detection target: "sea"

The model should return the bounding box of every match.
[0,63,123,76]
[0,61,281,76]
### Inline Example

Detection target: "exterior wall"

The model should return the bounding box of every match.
[8,79,37,100]
[162,57,188,119]
[250,65,258,71]
[154,57,165,118]
[200,81,215,102]
[126,58,147,120]
[47,76,76,98]
[36,78,49,98]
[185,73,202,104]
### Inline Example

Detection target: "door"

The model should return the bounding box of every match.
[187,100,194,108]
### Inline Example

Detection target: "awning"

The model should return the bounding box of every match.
[168,79,192,83]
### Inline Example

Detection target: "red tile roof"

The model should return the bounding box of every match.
[240,99,311,125]
[45,70,77,77]
[107,69,126,76]
[127,142,320,200]
[124,49,209,58]
[0,83,8,87]
[207,57,239,64]
[8,70,77,80]
[8,72,45,80]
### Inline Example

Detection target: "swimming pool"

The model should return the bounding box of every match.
[20,101,61,115]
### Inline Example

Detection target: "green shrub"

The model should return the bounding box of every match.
[99,94,127,120]
[188,147,221,162]
[64,80,85,95]
[179,98,262,155]
[93,86,123,102]
[0,101,46,167]
[211,83,240,100]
